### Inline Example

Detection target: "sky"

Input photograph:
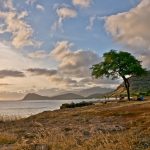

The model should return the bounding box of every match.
[0,0,149,100]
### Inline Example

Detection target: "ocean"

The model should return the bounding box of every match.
[0,99,98,118]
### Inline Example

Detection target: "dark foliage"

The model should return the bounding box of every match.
[60,101,94,109]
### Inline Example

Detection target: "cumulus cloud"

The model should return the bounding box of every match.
[50,41,100,78]
[50,41,72,60]
[57,7,77,19]
[0,70,25,78]
[27,68,57,76]
[72,0,92,8]
[18,11,28,19]
[36,4,45,11]
[53,6,77,30]
[59,50,100,77]
[49,40,121,89]
[49,75,77,87]
[2,0,15,10]
[0,0,38,48]
[105,0,150,68]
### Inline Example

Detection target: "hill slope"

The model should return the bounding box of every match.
[77,87,114,97]
[22,93,84,100]
[1,100,150,149]
[49,93,84,100]
[22,93,51,100]
[111,72,150,96]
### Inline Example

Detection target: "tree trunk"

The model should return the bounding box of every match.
[122,76,130,101]
[126,83,130,101]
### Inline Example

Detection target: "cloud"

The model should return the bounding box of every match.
[26,0,37,5]
[72,0,92,8]
[49,75,77,87]
[50,41,72,60]
[79,77,121,88]
[28,50,49,59]
[50,41,100,78]
[18,11,28,19]
[57,7,77,19]
[0,83,12,86]
[0,0,38,49]
[0,70,25,78]
[27,67,78,89]
[105,0,150,51]
[53,6,77,30]
[27,68,57,76]
[36,4,45,11]
[86,15,97,30]
[105,0,150,68]
[2,0,15,10]
[49,40,122,89]
[0,42,40,70]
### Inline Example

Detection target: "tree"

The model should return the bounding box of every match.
[91,50,146,101]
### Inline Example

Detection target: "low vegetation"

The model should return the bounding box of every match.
[0,133,17,145]
[60,101,94,109]
[0,99,150,149]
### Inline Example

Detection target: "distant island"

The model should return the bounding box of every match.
[22,93,51,100]
[22,93,84,100]
[22,86,115,100]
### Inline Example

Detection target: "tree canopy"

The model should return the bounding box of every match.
[91,50,146,100]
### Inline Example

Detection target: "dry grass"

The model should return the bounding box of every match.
[0,100,150,150]
[0,133,17,145]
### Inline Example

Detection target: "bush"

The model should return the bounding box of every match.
[60,101,93,109]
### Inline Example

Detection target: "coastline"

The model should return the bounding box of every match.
[0,99,150,149]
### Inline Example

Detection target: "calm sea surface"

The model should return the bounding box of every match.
[0,99,98,118]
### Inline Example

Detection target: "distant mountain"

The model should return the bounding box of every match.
[77,86,114,97]
[22,93,51,100]
[22,93,84,100]
[86,93,105,99]
[49,93,84,100]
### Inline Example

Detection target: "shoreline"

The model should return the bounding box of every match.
[0,99,150,149]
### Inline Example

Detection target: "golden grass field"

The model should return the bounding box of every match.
[0,99,150,150]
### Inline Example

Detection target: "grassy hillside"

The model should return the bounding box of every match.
[0,100,150,149]
[111,72,150,97]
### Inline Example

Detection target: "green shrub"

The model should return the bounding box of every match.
[60,101,93,109]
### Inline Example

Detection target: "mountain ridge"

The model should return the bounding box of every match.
[22,93,84,100]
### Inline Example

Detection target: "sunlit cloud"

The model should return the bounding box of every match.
[0,0,39,49]
[105,0,150,68]
[36,4,45,11]
[50,41,100,78]
[72,0,92,8]
[52,6,77,30]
